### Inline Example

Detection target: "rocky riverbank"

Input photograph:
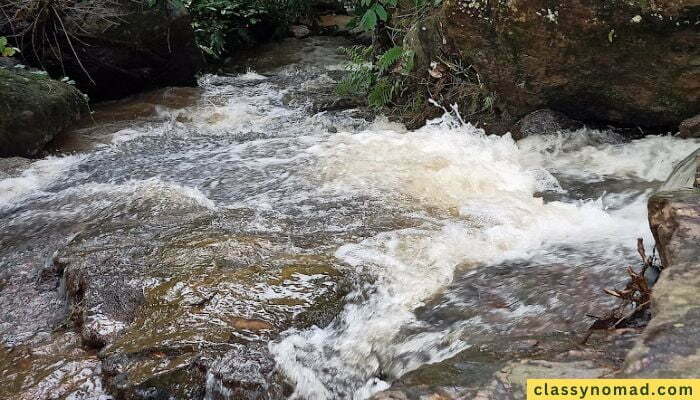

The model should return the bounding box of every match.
[385,0,700,135]
[1,1,700,399]
[623,150,700,378]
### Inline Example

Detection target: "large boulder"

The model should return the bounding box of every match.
[623,148,700,377]
[0,67,88,157]
[441,0,700,133]
[13,0,203,100]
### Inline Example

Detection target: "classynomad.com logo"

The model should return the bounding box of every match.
[527,379,700,399]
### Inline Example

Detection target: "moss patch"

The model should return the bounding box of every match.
[0,68,87,156]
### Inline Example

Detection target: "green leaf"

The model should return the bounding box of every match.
[368,78,395,108]
[377,46,404,73]
[346,15,360,29]
[401,50,415,74]
[372,4,388,21]
[0,36,7,48]
[360,9,378,31]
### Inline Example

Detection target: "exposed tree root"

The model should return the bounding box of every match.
[582,238,663,344]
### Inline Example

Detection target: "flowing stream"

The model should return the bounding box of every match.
[1,37,698,400]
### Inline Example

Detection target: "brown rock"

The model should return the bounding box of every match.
[442,0,700,132]
[12,2,203,101]
[623,149,700,378]
[679,114,700,138]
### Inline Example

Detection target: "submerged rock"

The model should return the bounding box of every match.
[369,254,637,399]
[624,148,700,377]
[0,68,88,157]
[0,333,110,400]
[54,208,350,398]
[205,343,290,400]
[511,109,583,140]
[441,0,700,133]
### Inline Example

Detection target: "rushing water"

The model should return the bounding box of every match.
[1,37,698,399]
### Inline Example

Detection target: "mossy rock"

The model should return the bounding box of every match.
[0,68,88,157]
[442,0,700,133]
[23,1,203,100]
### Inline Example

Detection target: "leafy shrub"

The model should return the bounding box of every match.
[355,0,394,31]
[337,45,414,108]
[0,36,19,57]
[183,0,314,58]
[349,0,442,31]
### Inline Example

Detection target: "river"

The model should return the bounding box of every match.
[1,36,698,400]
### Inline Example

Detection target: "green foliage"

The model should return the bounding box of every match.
[351,0,396,32]
[337,45,414,108]
[0,36,19,57]
[350,0,441,31]
[169,0,313,58]
[368,77,394,108]
[412,0,443,8]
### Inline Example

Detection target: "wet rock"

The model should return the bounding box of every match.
[473,360,609,400]
[442,0,700,133]
[28,1,203,100]
[0,68,88,157]
[318,15,354,33]
[205,343,290,400]
[624,149,700,377]
[511,109,583,141]
[48,203,350,398]
[372,251,641,399]
[0,333,110,400]
[372,392,409,400]
[49,86,203,154]
[291,25,311,39]
[373,350,614,400]
[679,115,700,139]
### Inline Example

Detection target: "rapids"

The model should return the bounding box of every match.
[1,37,698,399]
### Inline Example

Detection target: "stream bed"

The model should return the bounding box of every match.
[1,36,698,400]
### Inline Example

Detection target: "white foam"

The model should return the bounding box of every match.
[85,178,218,211]
[0,155,86,207]
[518,130,700,182]
[237,71,268,81]
[271,116,693,399]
